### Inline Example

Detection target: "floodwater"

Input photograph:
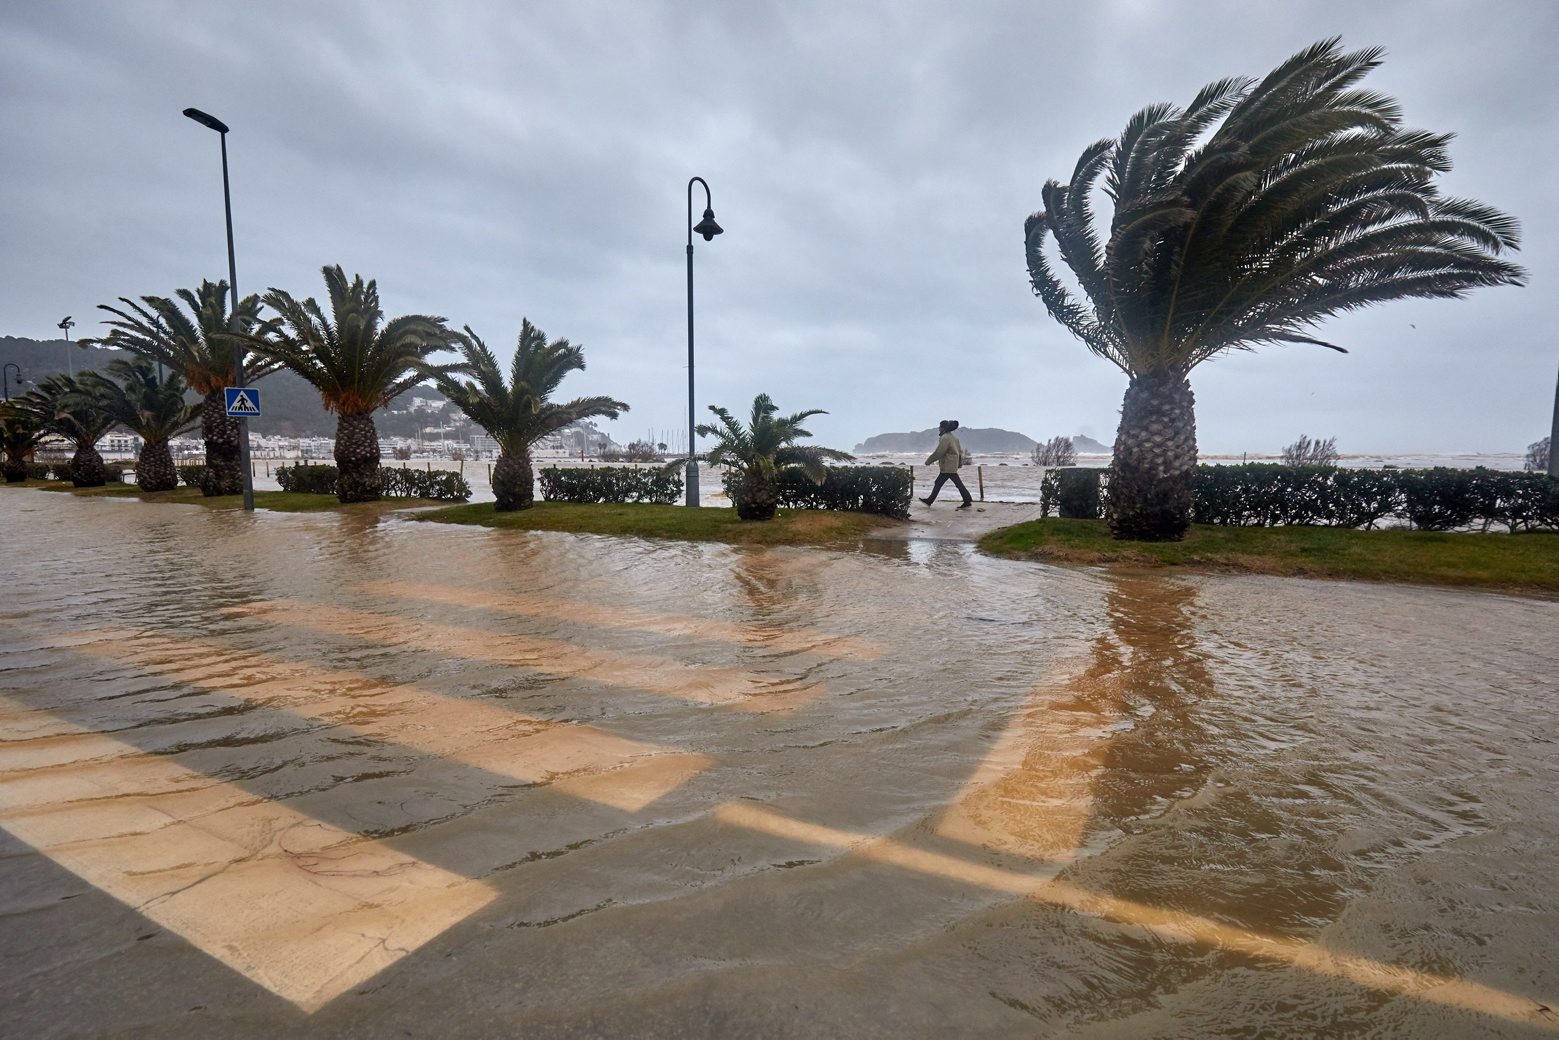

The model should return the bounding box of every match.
[0,490,1555,1039]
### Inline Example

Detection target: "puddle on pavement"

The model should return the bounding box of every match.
[1,490,1555,1037]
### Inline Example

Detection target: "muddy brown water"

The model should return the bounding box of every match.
[0,490,1555,1038]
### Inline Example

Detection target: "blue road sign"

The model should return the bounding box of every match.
[224,387,261,417]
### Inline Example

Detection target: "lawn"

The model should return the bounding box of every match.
[978,517,1559,595]
[411,500,901,547]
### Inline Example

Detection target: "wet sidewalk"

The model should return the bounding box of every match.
[879,499,1049,541]
[2,489,1557,1038]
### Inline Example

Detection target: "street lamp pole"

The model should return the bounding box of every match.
[2,363,21,401]
[685,176,723,507]
[183,106,253,511]
[1548,361,1559,479]
[57,317,75,377]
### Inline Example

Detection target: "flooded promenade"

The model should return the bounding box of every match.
[1,489,1556,1038]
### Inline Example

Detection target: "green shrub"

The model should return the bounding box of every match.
[381,466,472,501]
[276,464,339,494]
[1396,468,1479,532]
[1034,464,1554,532]
[723,465,912,519]
[1055,468,1105,519]
[177,463,204,487]
[26,462,52,480]
[539,465,683,505]
[103,462,128,483]
[1324,468,1403,529]
[277,463,471,501]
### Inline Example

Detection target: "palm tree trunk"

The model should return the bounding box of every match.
[3,456,27,483]
[136,440,178,492]
[493,448,534,511]
[735,472,779,521]
[200,390,243,497]
[70,444,107,488]
[1107,371,1198,541]
[334,411,382,503]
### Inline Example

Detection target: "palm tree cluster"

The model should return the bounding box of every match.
[0,360,199,489]
[1025,38,1525,540]
[16,262,847,518]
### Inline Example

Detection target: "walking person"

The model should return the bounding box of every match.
[921,419,973,508]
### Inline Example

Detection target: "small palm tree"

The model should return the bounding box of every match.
[1025,39,1525,540]
[698,393,853,521]
[13,376,117,486]
[430,321,628,511]
[86,280,271,496]
[251,266,460,502]
[0,405,49,483]
[79,358,200,492]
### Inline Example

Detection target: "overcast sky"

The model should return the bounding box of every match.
[2,0,1553,454]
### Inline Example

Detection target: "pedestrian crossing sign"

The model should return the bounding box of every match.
[224,387,261,417]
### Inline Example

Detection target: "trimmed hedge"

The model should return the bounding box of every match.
[46,460,126,483]
[1039,463,1559,531]
[539,465,683,504]
[177,463,204,487]
[277,463,472,501]
[277,464,338,494]
[382,467,472,501]
[26,462,52,480]
[722,466,913,519]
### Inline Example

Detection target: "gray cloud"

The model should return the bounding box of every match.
[3,0,1553,455]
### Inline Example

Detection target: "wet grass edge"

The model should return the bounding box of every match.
[977,517,1559,596]
[409,500,902,547]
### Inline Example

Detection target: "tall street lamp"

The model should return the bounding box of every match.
[1548,362,1559,478]
[685,176,723,507]
[57,316,75,377]
[2,363,22,401]
[183,106,254,511]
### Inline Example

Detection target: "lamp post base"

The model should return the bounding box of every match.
[685,458,700,508]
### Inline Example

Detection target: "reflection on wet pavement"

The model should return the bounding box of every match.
[1,490,1556,1038]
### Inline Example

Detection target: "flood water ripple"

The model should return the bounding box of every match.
[0,490,1556,1038]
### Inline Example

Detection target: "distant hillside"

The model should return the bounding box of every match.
[2,336,448,437]
[854,427,1034,453]
[854,427,1112,454]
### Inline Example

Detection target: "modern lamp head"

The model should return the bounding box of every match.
[182,107,230,134]
[693,207,723,242]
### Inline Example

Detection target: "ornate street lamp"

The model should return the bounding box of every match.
[685,176,723,507]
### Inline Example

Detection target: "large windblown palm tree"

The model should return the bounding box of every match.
[79,358,200,492]
[1024,38,1526,540]
[698,394,853,521]
[430,321,628,511]
[252,265,460,502]
[86,281,271,496]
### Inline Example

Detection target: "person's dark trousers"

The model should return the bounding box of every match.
[925,472,972,505]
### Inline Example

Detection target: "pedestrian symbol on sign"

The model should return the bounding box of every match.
[224,387,261,417]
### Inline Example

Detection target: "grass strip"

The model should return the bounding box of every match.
[978,518,1559,595]
[24,482,442,515]
[410,500,899,547]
